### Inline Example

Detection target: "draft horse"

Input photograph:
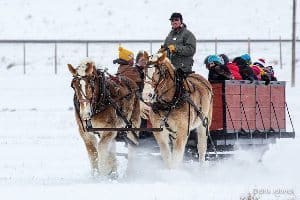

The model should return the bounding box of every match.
[147,52,213,168]
[68,58,140,176]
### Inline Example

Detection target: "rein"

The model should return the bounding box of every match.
[71,70,139,145]
[71,76,97,104]
[152,63,178,105]
[151,63,189,135]
[150,61,217,154]
[151,63,186,113]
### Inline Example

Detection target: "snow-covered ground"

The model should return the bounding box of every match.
[0,0,299,199]
[0,74,299,200]
[0,73,299,199]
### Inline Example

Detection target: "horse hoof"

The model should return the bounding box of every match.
[109,171,119,180]
[199,160,209,167]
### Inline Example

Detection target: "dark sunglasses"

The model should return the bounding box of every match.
[171,18,180,22]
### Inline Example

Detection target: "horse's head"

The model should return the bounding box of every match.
[136,50,150,66]
[68,58,98,120]
[148,52,175,90]
[145,52,177,103]
[148,52,165,65]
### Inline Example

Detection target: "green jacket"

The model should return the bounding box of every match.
[163,25,196,73]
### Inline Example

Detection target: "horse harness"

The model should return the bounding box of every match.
[71,70,139,145]
[150,65,217,153]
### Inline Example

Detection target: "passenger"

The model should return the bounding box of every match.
[253,58,266,69]
[134,50,149,94]
[251,65,262,80]
[254,58,277,81]
[219,53,230,65]
[114,47,151,138]
[233,53,257,81]
[253,58,271,84]
[114,46,143,89]
[135,51,151,138]
[219,54,242,80]
[266,65,277,81]
[205,55,233,82]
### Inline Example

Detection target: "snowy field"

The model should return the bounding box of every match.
[1,0,300,199]
[0,44,299,200]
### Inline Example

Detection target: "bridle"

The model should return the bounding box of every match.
[151,62,176,102]
[71,74,97,106]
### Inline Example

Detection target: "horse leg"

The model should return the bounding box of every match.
[153,130,172,168]
[172,127,189,168]
[76,113,99,176]
[131,96,141,129]
[196,125,208,163]
[127,97,141,145]
[126,143,137,177]
[108,139,118,178]
[79,130,99,176]
[98,132,117,176]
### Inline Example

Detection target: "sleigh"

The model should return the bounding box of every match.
[69,57,295,175]
[87,80,295,161]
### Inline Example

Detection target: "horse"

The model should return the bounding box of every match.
[68,58,141,177]
[146,52,213,168]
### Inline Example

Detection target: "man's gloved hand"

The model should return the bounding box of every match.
[168,44,176,53]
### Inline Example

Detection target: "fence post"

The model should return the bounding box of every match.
[279,36,282,69]
[291,0,296,87]
[247,37,251,55]
[150,41,153,54]
[214,38,218,54]
[86,42,89,57]
[54,42,57,74]
[23,42,26,74]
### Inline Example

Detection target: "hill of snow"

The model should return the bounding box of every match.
[0,0,298,40]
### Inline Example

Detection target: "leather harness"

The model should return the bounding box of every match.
[71,70,139,145]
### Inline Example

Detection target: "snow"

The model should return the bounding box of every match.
[0,0,300,199]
